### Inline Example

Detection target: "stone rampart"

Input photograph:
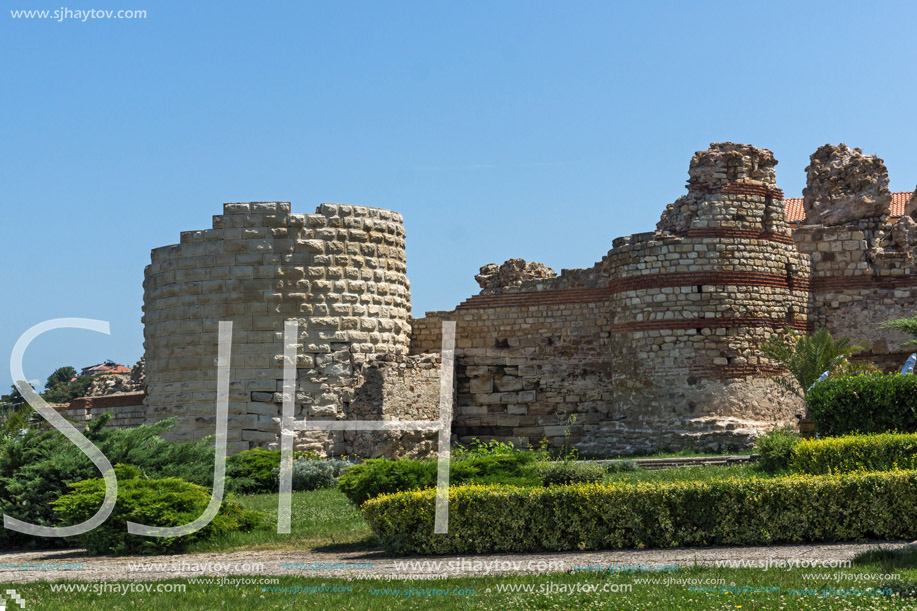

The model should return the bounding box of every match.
[143,202,439,455]
[136,142,917,457]
[410,143,809,454]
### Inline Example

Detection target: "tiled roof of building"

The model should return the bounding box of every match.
[784,192,912,223]
[80,363,130,377]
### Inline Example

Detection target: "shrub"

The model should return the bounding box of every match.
[754,427,801,473]
[338,459,450,506]
[362,471,917,555]
[226,448,282,494]
[790,433,917,474]
[459,453,540,484]
[52,469,266,555]
[807,373,917,435]
[760,327,863,399]
[455,438,519,456]
[287,457,354,491]
[604,460,640,473]
[536,461,604,486]
[0,414,217,548]
[337,453,541,506]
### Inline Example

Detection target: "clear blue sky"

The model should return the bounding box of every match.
[2,0,916,391]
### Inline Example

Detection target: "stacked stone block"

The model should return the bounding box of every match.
[48,392,146,430]
[136,141,917,458]
[143,202,437,455]
[411,143,808,454]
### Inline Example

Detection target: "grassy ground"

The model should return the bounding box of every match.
[603,464,762,484]
[6,548,917,609]
[591,447,753,460]
[187,490,374,553]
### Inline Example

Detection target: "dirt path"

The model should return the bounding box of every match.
[0,541,909,583]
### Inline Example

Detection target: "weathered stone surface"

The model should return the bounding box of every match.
[143,202,426,456]
[658,142,779,235]
[905,188,917,221]
[121,141,917,458]
[803,144,891,225]
[416,142,807,455]
[475,259,556,294]
[890,216,917,253]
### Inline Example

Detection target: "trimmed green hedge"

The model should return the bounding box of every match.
[362,472,917,555]
[808,373,917,435]
[791,433,917,474]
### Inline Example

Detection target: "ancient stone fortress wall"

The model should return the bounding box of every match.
[46,392,146,431]
[136,142,917,458]
[411,143,809,455]
[143,202,440,456]
[793,144,917,370]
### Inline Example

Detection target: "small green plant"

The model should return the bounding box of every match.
[879,315,917,347]
[454,438,517,457]
[754,427,801,473]
[281,457,354,492]
[535,461,604,486]
[604,460,640,473]
[560,413,579,460]
[337,459,442,505]
[226,448,283,494]
[760,328,864,404]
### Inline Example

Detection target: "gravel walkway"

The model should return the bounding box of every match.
[0,541,910,583]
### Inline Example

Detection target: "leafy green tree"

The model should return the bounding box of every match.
[42,367,95,404]
[879,315,917,347]
[0,385,26,409]
[45,366,76,392]
[760,328,864,401]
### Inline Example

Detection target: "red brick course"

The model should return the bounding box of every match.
[456,272,810,310]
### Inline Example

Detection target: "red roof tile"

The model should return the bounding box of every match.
[784,192,912,223]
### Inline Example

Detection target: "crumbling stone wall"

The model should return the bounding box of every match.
[143,202,440,455]
[475,259,556,294]
[794,145,917,370]
[52,392,147,430]
[138,142,917,458]
[412,143,808,454]
[803,144,892,226]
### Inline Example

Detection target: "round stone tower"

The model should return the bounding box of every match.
[600,143,809,448]
[142,202,412,453]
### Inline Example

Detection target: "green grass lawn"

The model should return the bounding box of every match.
[8,549,917,609]
[187,489,374,553]
[594,447,753,460]
[603,463,762,485]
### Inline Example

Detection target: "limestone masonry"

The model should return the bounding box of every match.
[131,143,917,456]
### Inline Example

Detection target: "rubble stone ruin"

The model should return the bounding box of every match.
[130,142,917,456]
